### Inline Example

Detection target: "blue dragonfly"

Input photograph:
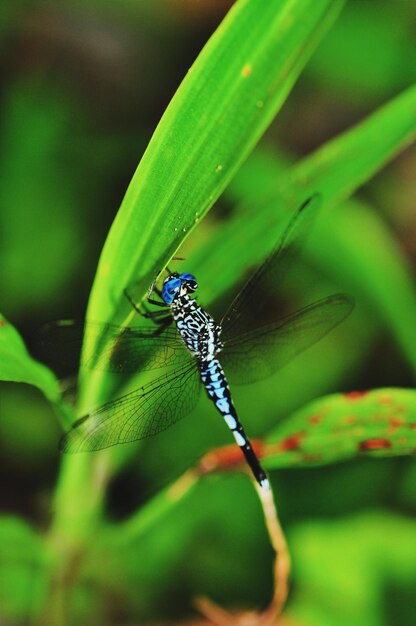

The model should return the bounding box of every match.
[41,195,353,490]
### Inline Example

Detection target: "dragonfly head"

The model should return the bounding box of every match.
[162,272,198,304]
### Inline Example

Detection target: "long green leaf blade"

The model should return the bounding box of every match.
[87,0,344,330]
[188,84,416,304]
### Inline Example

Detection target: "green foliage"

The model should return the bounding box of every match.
[288,512,416,626]
[85,0,344,331]
[0,314,58,402]
[307,2,416,102]
[0,0,415,624]
[267,387,416,468]
[309,197,416,373]
[0,518,50,623]
[0,81,89,318]
[189,84,416,305]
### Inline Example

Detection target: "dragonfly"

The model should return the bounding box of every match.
[40,195,353,491]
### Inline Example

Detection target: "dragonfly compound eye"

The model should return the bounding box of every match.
[162,278,181,304]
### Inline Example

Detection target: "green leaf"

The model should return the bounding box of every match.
[188,84,416,305]
[222,154,416,374]
[265,387,416,468]
[0,517,50,623]
[86,0,345,332]
[288,513,416,626]
[290,84,416,201]
[308,198,416,373]
[0,314,59,402]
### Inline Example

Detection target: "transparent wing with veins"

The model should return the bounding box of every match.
[60,358,200,452]
[219,194,354,384]
[35,320,189,377]
[221,194,322,338]
[221,294,354,385]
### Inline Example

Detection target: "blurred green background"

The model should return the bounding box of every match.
[0,1,415,625]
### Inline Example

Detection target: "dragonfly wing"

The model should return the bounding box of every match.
[221,194,322,338]
[60,359,201,452]
[221,294,354,385]
[34,320,188,376]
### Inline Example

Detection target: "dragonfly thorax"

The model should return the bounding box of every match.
[170,293,223,361]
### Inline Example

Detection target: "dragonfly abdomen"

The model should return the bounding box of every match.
[199,358,269,490]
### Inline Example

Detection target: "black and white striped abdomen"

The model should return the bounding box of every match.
[170,294,269,490]
[199,359,244,444]
[199,358,269,490]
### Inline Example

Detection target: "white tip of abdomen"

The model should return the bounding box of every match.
[260,477,270,491]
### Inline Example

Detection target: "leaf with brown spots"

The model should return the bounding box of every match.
[263,387,416,468]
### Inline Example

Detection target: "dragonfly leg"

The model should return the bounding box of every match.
[124,287,165,312]
[147,277,166,307]
[142,308,169,319]
[124,289,171,326]
[141,305,173,329]
[149,316,174,335]
[129,307,173,333]
[123,289,144,315]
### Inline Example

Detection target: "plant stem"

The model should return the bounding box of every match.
[112,468,200,546]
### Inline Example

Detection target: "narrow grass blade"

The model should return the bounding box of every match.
[188,84,416,304]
